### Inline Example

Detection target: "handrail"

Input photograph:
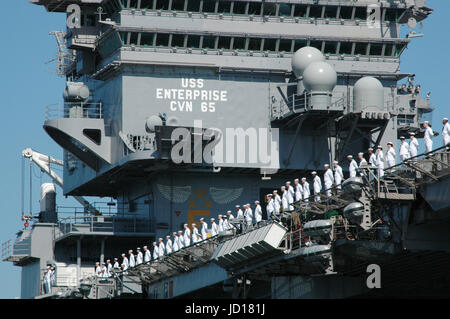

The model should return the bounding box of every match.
[45,102,103,121]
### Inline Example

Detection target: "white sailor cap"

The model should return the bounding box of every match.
[387,142,393,146]
[137,247,141,250]
[444,118,448,121]
[200,217,204,221]
[184,223,188,226]
[143,246,147,249]
[153,242,157,245]
[286,181,291,184]
[166,235,170,238]
[424,121,429,124]
[235,205,240,208]
[255,200,260,204]
[107,259,111,262]
[191,223,197,226]
[178,230,183,233]
[312,171,317,175]
[377,146,383,149]
[173,232,177,235]
[121,253,125,256]
[266,194,273,197]
[358,152,364,156]
[96,262,100,264]
[409,132,415,136]
[114,258,118,261]
[294,178,299,182]
[273,190,278,193]
[301,177,307,181]
[324,164,330,167]
[333,160,338,164]
[158,238,163,241]
[102,262,106,265]
[281,186,286,189]
[246,203,250,206]
[210,218,215,221]
[128,249,133,253]
[400,136,405,139]
[347,155,353,159]
[227,210,232,214]
[368,147,374,151]
[218,214,222,217]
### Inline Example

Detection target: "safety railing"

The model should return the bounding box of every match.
[45,102,103,121]
[2,235,32,261]
[54,215,155,240]
[1,240,12,261]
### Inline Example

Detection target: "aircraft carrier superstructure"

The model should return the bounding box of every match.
[3,0,450,299]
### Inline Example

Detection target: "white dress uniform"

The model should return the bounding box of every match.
[369,153,377,167]
[323,168,334,197]
[201,222,208,240]
[122,257,129,269]
[302,181,310,201]
[443,122,450,146]
[177,234,184,249]
[184,228,191,246]
[210,221,218,236]
[254,205,262,223]
[334,165,344,189]
[107,263,112,277]
[165,239,173,254]
[313,176,322,202]
[281,191,289,211]
[236,209,244,219]
[295,183,303,201]
[376,151,385,177]
[386,147,396,167]
[266,198,275,219]
[152,246,159,260]
[274,194,281,213]
[158,242,165,257]
[101,265,107,278]
[113,261,120,269]
[359,158,368,167]
[287,185,295,210]
[218,218,224,232]
[95,265,102,277]
[409,138,419,157]
[223,218,231,230]
[144,249,151,262]
[136,251,143,265]
[399,141,410,161]
[424,126,434,153]
[244,207,253,226]
[192,227,200,243]
[172,236,179,252]
[349,160,359,178]
[129,253,135,268]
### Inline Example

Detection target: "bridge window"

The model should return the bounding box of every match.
[86,14,97,27]
[217,1,232,14]
[141,33,155,46]
[384,8,399,22]
[339,6,353,19]
[202,35,216,49]
[370,43,383,56]
[264,38,277,52]
[130,32,138,45]
[308,5,322,19]
[171,34,186,47]
[187,0,201,12]
[140,0,153,9]
[339,42,353,55]
[354,7,366,20]
[233,37,246,50]
[155,0,169,10]
[279,39,292,52]
[384,44,394,57]
[248,38,262,51]
[187,35,201,48]
[293,40,307,52]
[263,3,277,16]
[218,36,232,50]
[279,4,292,17]
[394,44,406,56]
[248,2,262,15]
[310,40,323,52]
[129,0,138,9]
[172,0,186,11]
[156,33,170,46]
[202,0,217,13]
[120,32,128,45]
[324,41,337,55]
[354,42,368,56]
[233,1,247,14]
[293,4,307,18]
[324,6,337,19]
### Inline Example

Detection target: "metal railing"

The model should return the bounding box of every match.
[1,240,12,260]
[2,235,32,261]
[45,102,103,121]
[54,215,155,240]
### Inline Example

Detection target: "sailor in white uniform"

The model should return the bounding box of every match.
[200,218,208,240]
[100,262,108,278]
[386,142,396,167]
[236,205,244,219]
[409,133,419,157]
[177,231,185,249]
[183,224,191,246]
[333,161,344,190]
[399,137,410,162]
[423,121,434,153]
[286,181,295,211]
[358,152,368,167]
[43,266,52,293]
[368,148,377,167]
[376,146,385,177]
[281,186,289,212]
[218,215,224,233]
[95,262,102,278]
[143,246,151,263]
[266,194,275,220]
[347,155,359,178]
[158,238,165,258]
[165,235,173,255]
[223,216,231,231]
[312,171,322,202]
[323,164,334,197]
[152,242,159,260]
[106,260,112,277]
[301,178,310,202]
[121,253,129,270]
[192,223,200,243]
[442,117,450,147]
[294,179,303,201]
[244,204,253,227]
[128,250,135,268]
[113,258,120,270]
[254,201,262,224]
[227,210,234,221]
[273,190,281,214]
[210,218,218,236]
[136,248,143,265]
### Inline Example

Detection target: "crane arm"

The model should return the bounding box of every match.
[22,148,97,215]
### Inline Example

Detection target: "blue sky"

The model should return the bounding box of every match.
[0,1,449,298]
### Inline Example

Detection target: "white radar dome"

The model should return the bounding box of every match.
[291,47,325,78]
[353,76,384,112]
[303,62,337,92]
